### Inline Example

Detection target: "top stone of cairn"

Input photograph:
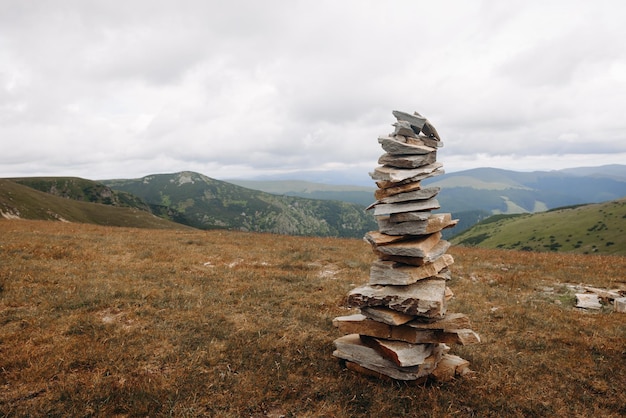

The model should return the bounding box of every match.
[392,110,441,142]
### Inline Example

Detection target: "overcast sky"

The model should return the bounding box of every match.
[2,0,625,183]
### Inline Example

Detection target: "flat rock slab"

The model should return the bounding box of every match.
[343,361,428,383]
[392,110,427,131]
[378,136,435,155]
[368,187,440,208]
[334,314,394,338]
[375,168,444,189]
[370,163,443,183]
[615,297,626,313]
[333,334,445,380]
[576,293,602,309]
[360,335,436,367]
[405,312,472,330]
[375,181,424,200]
[378,152,437,169]
[376,212,432,226]
[378,213,458,236]
[364,230,412,246]
[388,211,435,223]
[333,335,423,377]
[430,354,471,382]
[359,309,471,329]
[583,286,623,300]
[410,135,441,149]
[420,120,441,141]
[333,314,480,345]
[378,239,451,266]
[369,232,442,258]
[394,327,479,346]
[347,278,447,317]
[369,254,454,286]
[392,120,418,137]
[360,306,416,325]
[445,285,454,301]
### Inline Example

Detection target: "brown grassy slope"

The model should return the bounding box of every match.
[0,179,189,230]
[1,219,625,417]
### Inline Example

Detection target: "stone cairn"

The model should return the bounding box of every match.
[332,110,480,383]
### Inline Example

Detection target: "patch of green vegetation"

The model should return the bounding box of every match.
[452,198,626,255]
[479,213,525,225]
[458,233,490,246]
[546,203,588,212]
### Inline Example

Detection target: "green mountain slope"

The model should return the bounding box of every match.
[451,198,626,255]
[0,179,191,230]
[420,166,626,238]
[10,177,150,209]
[103,172,377,238]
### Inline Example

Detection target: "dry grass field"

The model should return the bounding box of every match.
[1,219,625,417]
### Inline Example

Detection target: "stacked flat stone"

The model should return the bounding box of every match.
[332,110,480,382]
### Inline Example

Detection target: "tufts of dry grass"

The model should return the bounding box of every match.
[1,219,625,417]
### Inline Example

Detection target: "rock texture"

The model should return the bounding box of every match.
[332,110,479,382]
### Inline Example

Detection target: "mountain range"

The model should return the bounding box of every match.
[423,165,626,213]
[102,172,377,237]
[2,173,376,238]
[3,165,625,243]
[231,165,626,237]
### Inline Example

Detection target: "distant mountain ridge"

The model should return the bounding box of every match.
[558,164,626,181]
[4,173,377,238]
[102,171,376,238]
[4,165,624,240]
[421,166,626,218]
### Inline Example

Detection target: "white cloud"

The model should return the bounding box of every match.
[0,0,625,181]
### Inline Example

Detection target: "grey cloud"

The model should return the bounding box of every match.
[1,1,625,180]
[497,30,618,88]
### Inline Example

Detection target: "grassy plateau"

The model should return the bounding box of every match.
[1,219,625,417]
[452,198,626,255]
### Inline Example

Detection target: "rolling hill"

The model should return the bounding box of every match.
[559,163,626,180]
[422,165,626,238]
[10,177,150,209]
[230,166,626,215]
[102,171,377,238]
[7,165,625,240]
[0,179,190,229]
[451,198,626,255]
